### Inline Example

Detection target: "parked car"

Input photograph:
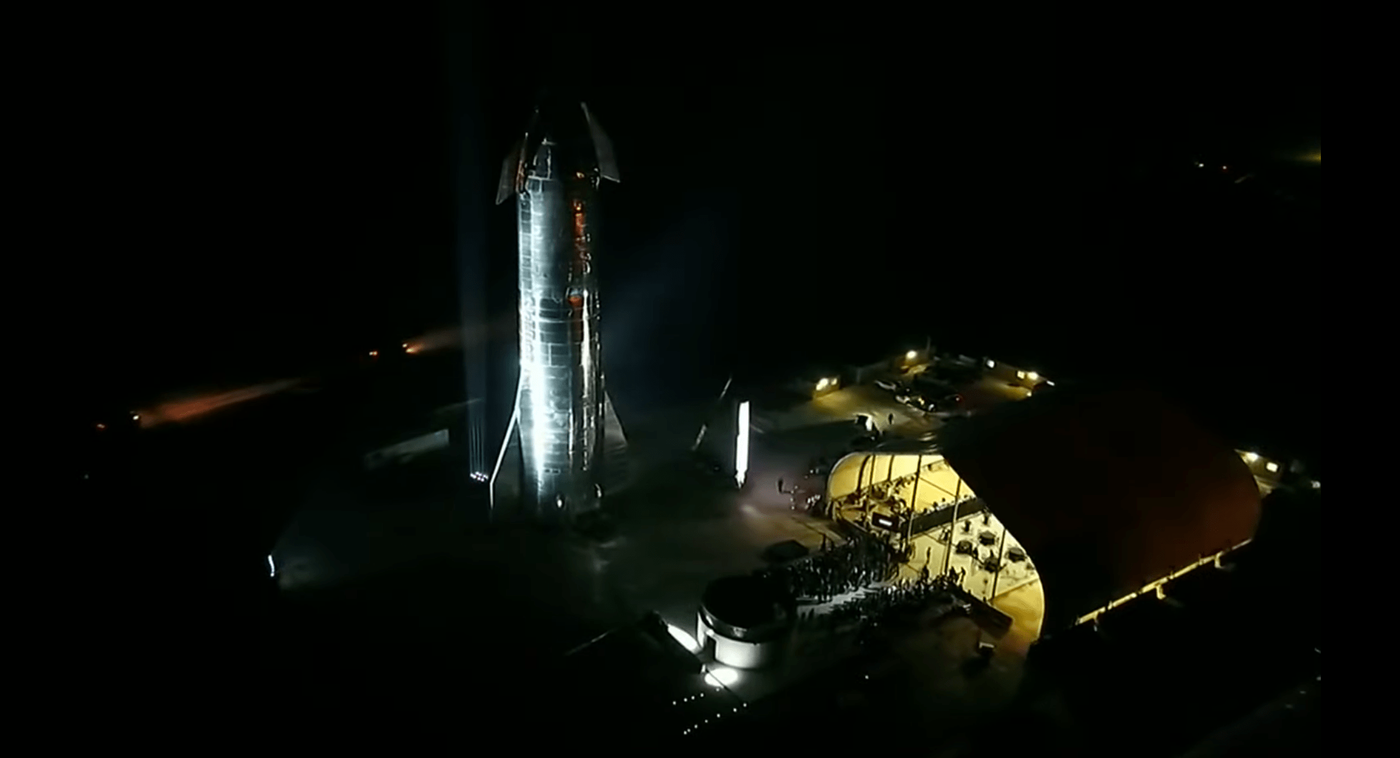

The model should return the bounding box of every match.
[901,394,933,411]
[929,393,963,412]
[848,434,879,451]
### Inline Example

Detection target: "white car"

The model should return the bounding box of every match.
[875,380,900,392]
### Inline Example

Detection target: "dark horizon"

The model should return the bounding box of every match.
[70,6,1319,463]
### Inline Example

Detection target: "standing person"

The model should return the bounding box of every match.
[887,412,895,427]
[777,478,785,493]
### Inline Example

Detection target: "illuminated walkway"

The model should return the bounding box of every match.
[828,452,1046,650]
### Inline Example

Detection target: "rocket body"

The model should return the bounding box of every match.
[494,98,624,521]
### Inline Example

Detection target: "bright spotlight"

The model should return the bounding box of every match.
[906,350,917,360]
[735,401,751,487]
[369,350,378,357]
[267,555,276,578]
[1265,461,1279,473]
[1027,372,1039,381]
[986,360,996,368]
[130,413,140,421]
[667,624,701,653]
[1310,479,1321,489]
[1244,451,1259,463]
[1016,371,1026,380]
[704,666,739,688]
[816,378,829,391]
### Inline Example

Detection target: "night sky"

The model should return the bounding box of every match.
[72,5,1319,462]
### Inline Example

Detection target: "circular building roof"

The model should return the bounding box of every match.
[701,575,794,634]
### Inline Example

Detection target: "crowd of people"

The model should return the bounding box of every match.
[759,534,901,603]
[799,571,966,632]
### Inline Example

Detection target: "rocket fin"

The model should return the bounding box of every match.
[495,137,524,205]
[489,381,524,511]
[600,390,631,496]
[581,103,621,183]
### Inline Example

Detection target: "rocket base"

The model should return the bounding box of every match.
[488,386,632,522]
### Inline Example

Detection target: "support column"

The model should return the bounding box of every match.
[989,523,1008,603]
[943,495,959,576]
[905,454,922,548]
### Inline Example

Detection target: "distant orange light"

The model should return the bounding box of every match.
[369,350,378,357]
[405,345,420,354]
[95,423,106,431]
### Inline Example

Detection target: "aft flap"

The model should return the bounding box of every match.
[495,138,523,205]
[582,103,620,183]
[601,390,631,494]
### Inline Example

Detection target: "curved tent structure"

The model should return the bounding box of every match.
[827,387,1261,631]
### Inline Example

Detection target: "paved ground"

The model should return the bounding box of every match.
[756,382,939,437]
[264,357,1045,713]
[270,397,849,652]
[962,374,1034,408]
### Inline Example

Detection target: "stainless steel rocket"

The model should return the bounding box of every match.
[489,95,630,521]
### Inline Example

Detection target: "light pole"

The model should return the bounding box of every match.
[905,454,923,552]
[853,454,869,518]
[988,523,1009,604]
[943,494,959,577]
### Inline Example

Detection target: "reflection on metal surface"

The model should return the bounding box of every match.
[363,429,451,471]
[493,95,629,521]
